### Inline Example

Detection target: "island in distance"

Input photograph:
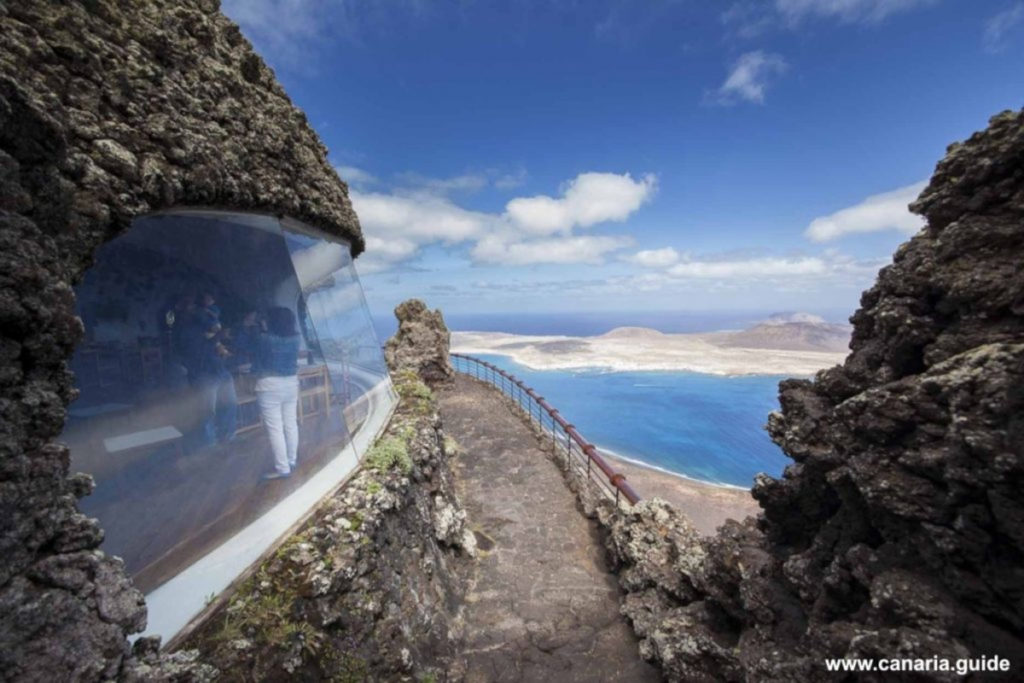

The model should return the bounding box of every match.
[451,312,851,376]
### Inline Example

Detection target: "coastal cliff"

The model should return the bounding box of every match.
[602,110,1024,681]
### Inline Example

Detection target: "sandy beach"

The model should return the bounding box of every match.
[602,452,760,535]
[451,324,849,376]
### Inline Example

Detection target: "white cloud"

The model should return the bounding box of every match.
[804,181,927,242]
[494,168,529,190]
[775,0,937,24]
[983,3,1024,53]
[394,172,489,194]
[222,0,341,67]
[721,3,777,38]
[504,172,657,235]
[625,247,681,268]
[351,171,652,272]
[354,236,420,275]
[349,189,496,273]
[667,256,827,279]
[222,0,432,70]
[352,189,494,244]
[713,51,787,105]
[471,235,634,266]
[723,0,937,38]
[335,165,379,188]
[618,244,887,292]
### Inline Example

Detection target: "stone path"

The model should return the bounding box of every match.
[439,374,662,683]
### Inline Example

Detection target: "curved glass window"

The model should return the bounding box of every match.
[60,210,396,640]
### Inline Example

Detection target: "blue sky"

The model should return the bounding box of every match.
[224,0,1023,321]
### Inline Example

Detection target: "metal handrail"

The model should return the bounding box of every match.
[450,353,640,506]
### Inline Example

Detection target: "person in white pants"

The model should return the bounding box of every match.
[253,307,303,480]
[256,374,298,477]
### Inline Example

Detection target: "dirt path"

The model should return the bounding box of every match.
[439,374,661,683]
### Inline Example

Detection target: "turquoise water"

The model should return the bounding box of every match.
[469,354,792,489]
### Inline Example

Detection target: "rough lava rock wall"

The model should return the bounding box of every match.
[385,299,456,386]
[180,367,473,681]
[0,1,363,680]
[602,109,1024,681]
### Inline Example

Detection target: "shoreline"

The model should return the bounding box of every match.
[595,444,750,491]
[599,450,761,535]
[453,347,794,377]
[451,329,848,377]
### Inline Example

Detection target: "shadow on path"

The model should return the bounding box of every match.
[439,374,662,683]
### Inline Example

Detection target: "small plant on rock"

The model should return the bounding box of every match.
[365,434,413,474]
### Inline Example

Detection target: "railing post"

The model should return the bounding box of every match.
[550,410,558,451]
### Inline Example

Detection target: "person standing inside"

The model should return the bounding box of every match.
[231,309,262,370]
[255,307,301,480]
[184,308,238,448]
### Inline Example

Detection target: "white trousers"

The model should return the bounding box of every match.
[255,375,299,474]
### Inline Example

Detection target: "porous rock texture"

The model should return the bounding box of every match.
[602,109,1024,681]
[0,1,362,679]
[385,299,456,386]
[180,370,473,681]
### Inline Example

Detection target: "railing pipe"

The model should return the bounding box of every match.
[450,352,640,506]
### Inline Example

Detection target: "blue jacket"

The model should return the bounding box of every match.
[181,314,228,381]
[232,325,262,366]
[257,333,300,377]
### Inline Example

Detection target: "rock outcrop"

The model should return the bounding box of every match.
[602,109,1024,681]
[0,1,362,679]
[385,299,455,386]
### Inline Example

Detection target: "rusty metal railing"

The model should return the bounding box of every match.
[450,353,640,506]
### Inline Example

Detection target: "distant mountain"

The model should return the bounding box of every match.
[763,311,827,325]
[594,319,850,353]
[598,326,668,339]
[714,320,851,352]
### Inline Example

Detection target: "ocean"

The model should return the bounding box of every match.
[371,308,851,340]
[372,310,819,489]
[468,353,791,489]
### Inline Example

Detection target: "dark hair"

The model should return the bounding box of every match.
[266,306,298,337]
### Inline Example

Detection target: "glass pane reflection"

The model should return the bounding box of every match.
[282,229,393,440]
[62,212,395,596]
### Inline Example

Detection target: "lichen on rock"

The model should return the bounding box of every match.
[180,370,473,680]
